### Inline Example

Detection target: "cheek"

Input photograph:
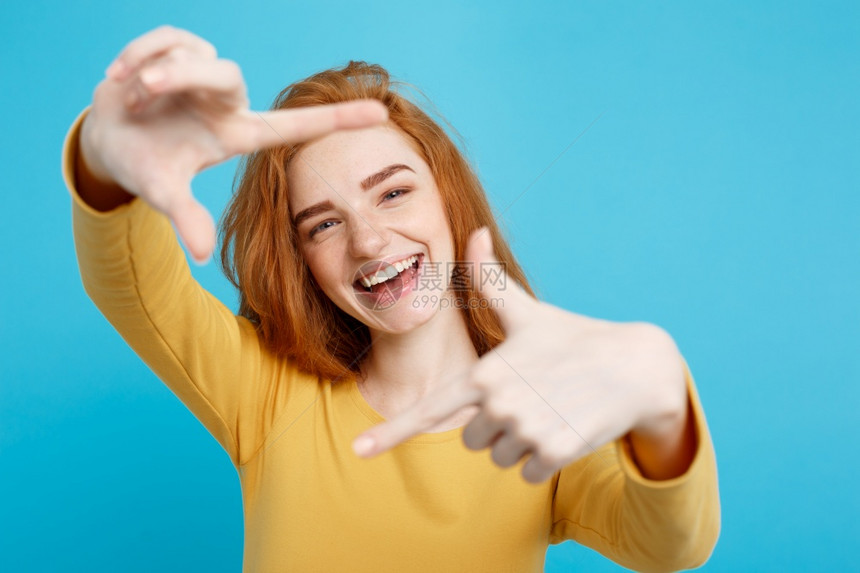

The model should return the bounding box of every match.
[405,188,451,234]
[304,250,342,297]
[426,194,455,247]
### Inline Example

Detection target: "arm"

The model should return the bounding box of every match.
[63,26,386,465]
[550,357,721,573]
[626,385,697,481]
[74,112,134,212]
[64,108,278,467]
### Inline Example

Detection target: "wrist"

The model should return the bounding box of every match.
[625,332,695,480]
[633,386,688,439]
[79,114,118,186]
[627,393,695,480]
[631,325,688,437]
[75,116,135,212]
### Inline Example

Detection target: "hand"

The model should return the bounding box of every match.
[352,228,689,484]
[79,25,387,262]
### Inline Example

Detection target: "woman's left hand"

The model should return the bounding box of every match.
[352,228,690,484]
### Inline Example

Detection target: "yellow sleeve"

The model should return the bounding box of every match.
[62,107,295,468]
[550,356,721,573]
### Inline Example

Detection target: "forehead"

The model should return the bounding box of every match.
[287,124,428,199]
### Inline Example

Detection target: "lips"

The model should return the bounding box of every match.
[353,253,422,286]
[352,253,423,310]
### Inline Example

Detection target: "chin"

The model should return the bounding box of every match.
[356,292,440,335]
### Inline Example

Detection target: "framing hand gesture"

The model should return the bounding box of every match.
[80,25,387,262]
[353,228,693,484]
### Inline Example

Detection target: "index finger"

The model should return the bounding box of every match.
[245,100,389,151]
[107,25,217,79]
[352,372,481,458]
[464,227,537,332]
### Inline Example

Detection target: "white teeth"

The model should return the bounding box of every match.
[358,254,420,288]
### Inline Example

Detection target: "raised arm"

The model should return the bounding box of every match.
[65,26,388,466]
[78,25,387,261]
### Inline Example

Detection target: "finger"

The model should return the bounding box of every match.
[107,25,217,80]
[464,226,535,331]
[135,58,247,108]
[521,455,555,484]
[167,191,217,264]
[352,372,481,458]
[521,453,562,484]
[244,100,389,152]
[520,435,580,484]
[461,410,504,450]
[490,433,533,468]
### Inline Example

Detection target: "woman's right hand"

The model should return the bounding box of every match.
[79,25,387,263]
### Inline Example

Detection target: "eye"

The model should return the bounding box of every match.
[309,220,338,238]
[382,188,410,202]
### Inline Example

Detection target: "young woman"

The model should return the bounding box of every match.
[63,25,720,572]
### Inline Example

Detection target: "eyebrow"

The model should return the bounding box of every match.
[293,164,416,228]
[292,199,335,228]
[360,164,415,191]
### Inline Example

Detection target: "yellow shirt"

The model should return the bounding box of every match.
[63,108,720,572]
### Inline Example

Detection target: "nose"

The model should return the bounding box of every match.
[347,213,391,260]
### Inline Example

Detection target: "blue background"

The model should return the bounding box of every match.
[1,1,857,571]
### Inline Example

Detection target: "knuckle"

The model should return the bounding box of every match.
[539,448,569,469]
[229,59,243,79]
[545,436,577,465]
[243,116,269,150]
[222,59,243,82]
[514,417,542,439]
[92,79,109,103]
[634,321,673,349]
[141,64,168,87]
[152,25,174,40]
[531,452,557,472]
[163,46,193,64]
[161,25,190,44]
[201,40,218,59]
[175,27,216,58]
[126,26,173,61]
[484,397,515,422]
[520,434,542,453]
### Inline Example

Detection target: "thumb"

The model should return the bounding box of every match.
[168,192,216,265]
[464,226,533,330]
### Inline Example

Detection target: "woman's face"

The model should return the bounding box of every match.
[287,124,455,334]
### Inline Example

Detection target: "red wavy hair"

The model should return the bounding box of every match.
[219,61,535,382]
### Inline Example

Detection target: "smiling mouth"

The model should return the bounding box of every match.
[352,254,423,310]
[354,254,421,292]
